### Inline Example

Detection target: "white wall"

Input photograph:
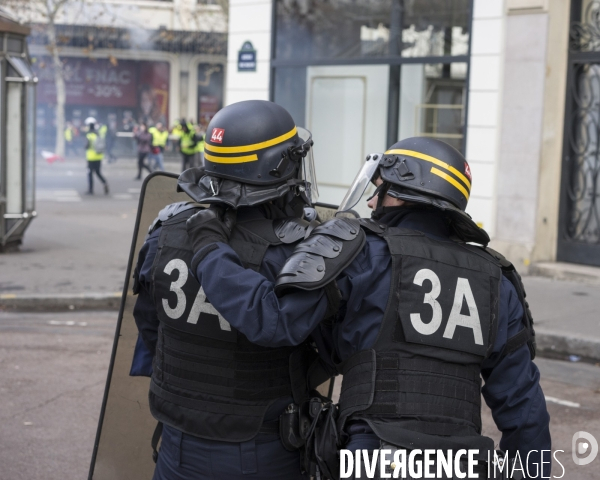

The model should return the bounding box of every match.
[494,11,549,266]
[225,0,272,105]
[465,0,505,237]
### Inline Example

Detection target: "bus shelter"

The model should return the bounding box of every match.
[0,9,37,252]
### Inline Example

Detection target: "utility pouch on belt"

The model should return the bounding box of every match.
[300,395,340,480]
[280,403,304,452]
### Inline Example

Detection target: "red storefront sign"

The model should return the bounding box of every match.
[33,58,170,123]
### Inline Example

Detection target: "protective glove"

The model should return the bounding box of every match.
[186,204,237,254]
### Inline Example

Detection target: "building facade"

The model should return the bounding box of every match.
[8,0,227,148]
[225,0,600,269]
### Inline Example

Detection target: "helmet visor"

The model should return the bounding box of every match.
[337,154,382,212]
[297,127,319,204]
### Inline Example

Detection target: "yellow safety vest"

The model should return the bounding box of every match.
[179,124,197,155]
[86,132,104,161]
[196,137,205,153]
[99,125,107,138]
[149,127,169,147]
[65,128,73,142]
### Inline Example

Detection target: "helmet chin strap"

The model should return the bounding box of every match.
[274,189,307,218]
[370,182,398,220]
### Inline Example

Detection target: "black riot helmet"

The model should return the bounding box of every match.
[177,100,318,211]
[338,137,490,245]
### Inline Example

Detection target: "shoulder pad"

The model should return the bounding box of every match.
[457,243,514,271]
[147,201,203,235]
[358,218,386,235]
[275,218,366,294]
[273,217,311,244]
[482,246,514,270]
[475,246,536,359]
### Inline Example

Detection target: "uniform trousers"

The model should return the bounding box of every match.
[87,160,107,192]
[137,152,152,179]
[153,424,307,480]
[181,153,196,171]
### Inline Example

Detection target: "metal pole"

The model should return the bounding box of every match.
[386,0,404,148]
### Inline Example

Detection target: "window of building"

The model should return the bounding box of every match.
[272,0,472,208]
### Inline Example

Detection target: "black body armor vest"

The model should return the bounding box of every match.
[338,222,503,451]
[149,206,316,442]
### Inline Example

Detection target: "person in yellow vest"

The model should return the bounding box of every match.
[194,125,205,166]
[65,122,77,157]
[84,117,109,195]
[172,119,197,171]
[148,122,169,171]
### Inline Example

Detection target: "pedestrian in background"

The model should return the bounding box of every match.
[64,122,78,158]
[104,122,118,164]
[84,117,109,195]
[134,123,153,180]
[172,119,197,171]
[148,122,168,171]
[195,124,205,167]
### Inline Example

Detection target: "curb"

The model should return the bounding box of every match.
[0,293,122,312]
[2,295,600,362]
[530,261,600,285]
[535,329,600,363]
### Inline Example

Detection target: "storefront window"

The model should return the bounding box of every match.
[398,63,466,152]
[273,0,472,209]
[197,63,224,131]
[275,0,470,61]
[273,67,307,126]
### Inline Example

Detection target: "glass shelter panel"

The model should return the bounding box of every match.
[7,37,24,54]
[398,63,467,152]
[25,84,36,211]
[6,83,23,214]
[275,0,470,61]
[0,61,3,191]
[8,56,34,79]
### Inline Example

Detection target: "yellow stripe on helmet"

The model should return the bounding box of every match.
[205,127,298,154]
[385,148,471,191]
[204,152,258,164]
[430,167,470,200]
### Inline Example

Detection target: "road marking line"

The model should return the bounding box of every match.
[48,320,79,326]
[545,396,580,408]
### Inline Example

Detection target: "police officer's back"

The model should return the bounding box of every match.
[132,101,328,480]
[185,138,551,479]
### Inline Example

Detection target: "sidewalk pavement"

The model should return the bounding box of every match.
[1,156,599,362]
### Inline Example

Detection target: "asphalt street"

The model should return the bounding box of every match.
[0,156,181,296]
[1,156,600,479]
[0,310,598,480]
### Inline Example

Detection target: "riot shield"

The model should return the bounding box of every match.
[89,172,190,480]
[88,179,341,479]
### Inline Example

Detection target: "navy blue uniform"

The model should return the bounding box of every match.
[192,208,551,477]
[132,208,328,480]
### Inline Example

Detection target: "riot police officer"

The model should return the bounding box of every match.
[185,137,551,479]
[132,100,332,479]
